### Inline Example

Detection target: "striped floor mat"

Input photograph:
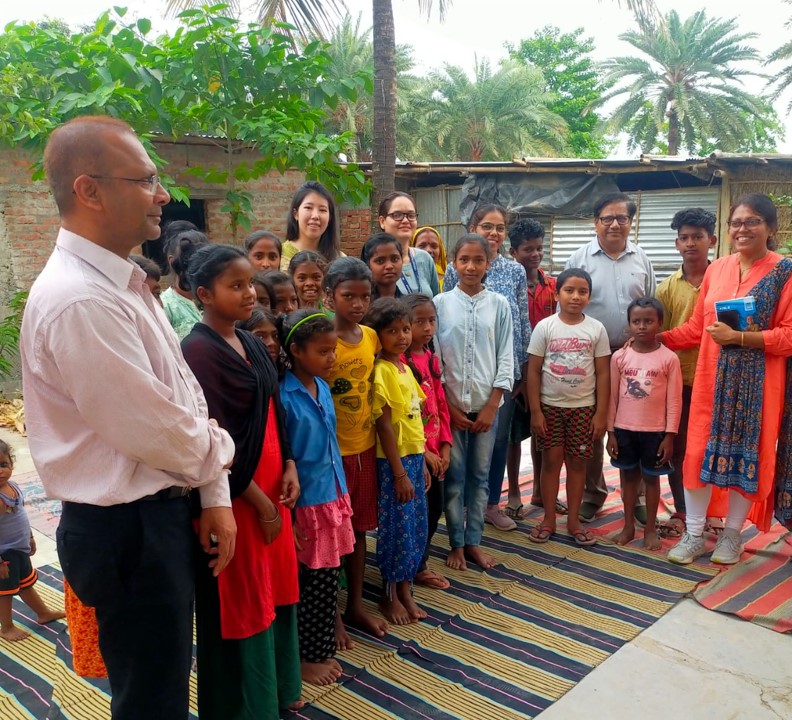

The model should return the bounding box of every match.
[693,524,792,634]
[1,469,720,719]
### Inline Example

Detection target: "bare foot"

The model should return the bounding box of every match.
[286,699,306,711]
[378,594,414,625]
[335,611,356,651]
[464,546,497,570]
[36,610,66,625]
[446,547,467,571]
[616,525,636,546]
[0,625,31,642]
[324,657,343,674]
[301,661,340,686]
[344,607,389,638]
[643,530,662,550]
[397,586,427,621]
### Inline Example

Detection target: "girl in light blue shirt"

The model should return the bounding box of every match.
[434,234,514,573]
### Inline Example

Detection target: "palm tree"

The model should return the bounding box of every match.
[165,0,661,203]
[323,13,415,162]
[164,0,347,41]
[594,10,767,155]
[401,59,567,161]
[767,0,792,113]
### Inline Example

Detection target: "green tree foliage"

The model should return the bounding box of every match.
[594,10,772,156]
[322,13,414,162]
[399,59,567,161]
[0,291,27,380]
[0,6,369,234]
[508,26,611,158]
[166,0,347,42]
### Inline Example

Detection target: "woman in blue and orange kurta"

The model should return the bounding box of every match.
[661,194,792,565]
[181,243,302,719]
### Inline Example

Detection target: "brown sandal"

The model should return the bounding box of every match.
[657,512,686,539]
[528,525,554,543]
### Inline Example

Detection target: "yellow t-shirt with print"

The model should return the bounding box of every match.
[372,359,426,459]
[327,325,380,456]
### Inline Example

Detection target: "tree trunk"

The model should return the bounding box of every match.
[667,106,679,155]
[371,0,397,230]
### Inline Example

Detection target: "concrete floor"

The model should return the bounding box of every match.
[3,428,790,719]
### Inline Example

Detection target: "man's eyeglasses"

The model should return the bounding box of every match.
[727,218,764,229]
[477,222,507,234]
[89,174,161,194]
[386,211,418,222]
[597,215,631,226]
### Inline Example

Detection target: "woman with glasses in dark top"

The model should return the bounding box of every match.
[378,192,440,297]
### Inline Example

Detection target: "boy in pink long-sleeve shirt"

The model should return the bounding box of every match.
[607,298,682,549]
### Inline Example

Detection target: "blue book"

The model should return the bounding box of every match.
[715,296,756,348]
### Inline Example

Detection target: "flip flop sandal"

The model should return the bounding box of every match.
[528,499,568,515]
[657,513,686,539]
[705,517,725,535]
[528,525,554,543]
[504,502,524,520]
[414,569,450,590]
[555,499,569,515]
[571,529,597,546]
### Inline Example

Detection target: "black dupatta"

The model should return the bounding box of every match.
[182,323,291,499]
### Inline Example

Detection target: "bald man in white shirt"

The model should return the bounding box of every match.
[21,116,236,720]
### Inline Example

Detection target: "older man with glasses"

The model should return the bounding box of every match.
[564,192,656,523]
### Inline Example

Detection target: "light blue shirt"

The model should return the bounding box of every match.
[564,237,656,348]
[434,287,514,413]
[445,254,531,380]
[397,247,440,297]
[279,372,348,508]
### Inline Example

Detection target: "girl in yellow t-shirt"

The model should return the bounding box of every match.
[363,298,428,627]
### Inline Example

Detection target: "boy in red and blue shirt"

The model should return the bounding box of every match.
[505,220,558,518]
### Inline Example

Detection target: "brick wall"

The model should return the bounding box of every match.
[0,139,374,297]
[340,208,371,259]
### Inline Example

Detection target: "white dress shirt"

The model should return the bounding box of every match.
[21,229,233,507]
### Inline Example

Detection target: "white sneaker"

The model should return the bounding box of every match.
[484,505,517,531]
[667,532,707,565]
[711,528,743,565]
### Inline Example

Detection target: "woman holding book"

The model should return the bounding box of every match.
[660,194,792,565]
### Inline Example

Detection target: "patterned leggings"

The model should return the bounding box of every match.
[297,565,340,664]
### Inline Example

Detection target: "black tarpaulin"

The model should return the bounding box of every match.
[459,172,621,226]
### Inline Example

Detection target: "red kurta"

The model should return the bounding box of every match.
[217,401,299,639]
[663,252,792,531]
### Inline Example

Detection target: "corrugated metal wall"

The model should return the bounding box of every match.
[414,186,464,255]
[633,188,720,278]
[415,184,720,281]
